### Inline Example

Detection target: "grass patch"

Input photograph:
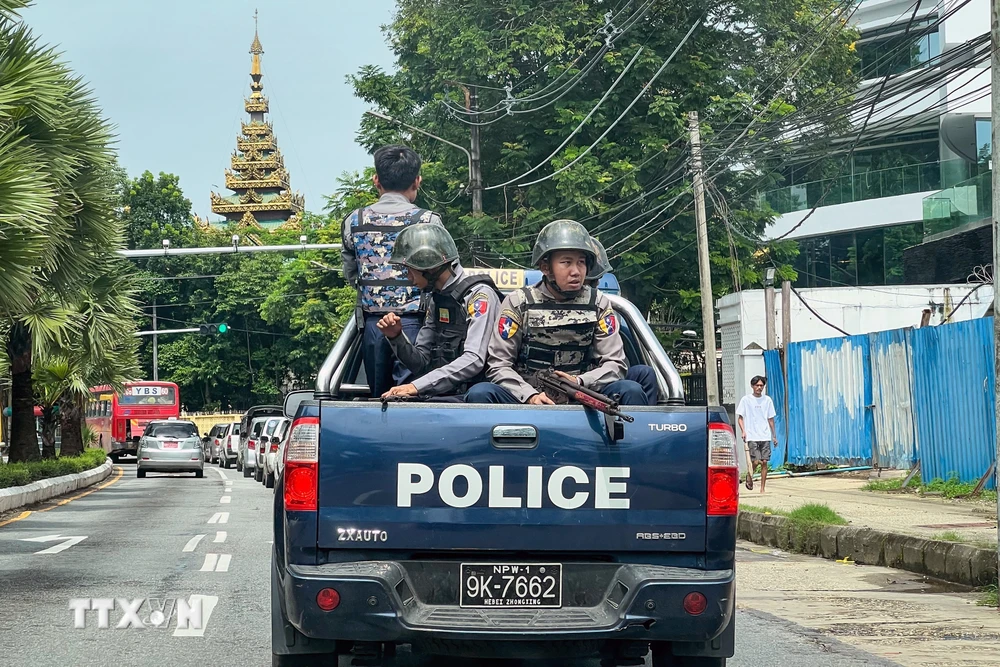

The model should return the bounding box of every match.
[978,584,998,608]
[741,504,782,516]
[0,448,107,489]
[932,531,965,543]
[862,473,997,503]
[861,477,906,492]
[786,503,849,525]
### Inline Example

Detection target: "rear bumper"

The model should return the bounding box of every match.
[279,560,733,644]
[139,450,203,471]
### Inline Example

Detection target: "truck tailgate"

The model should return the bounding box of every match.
[317,403,707,552]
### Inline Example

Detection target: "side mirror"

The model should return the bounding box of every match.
[284,390,312,419]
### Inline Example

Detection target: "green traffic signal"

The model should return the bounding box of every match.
[218,323,229,334]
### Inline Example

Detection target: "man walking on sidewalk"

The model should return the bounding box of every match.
[736,376,778,493]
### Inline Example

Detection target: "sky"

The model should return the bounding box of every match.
[21,0,397,218]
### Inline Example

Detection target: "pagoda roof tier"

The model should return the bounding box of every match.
[210,190,304,215]
[237,135,277,152]
[241,121,273,137]
[225,168,290,191]
[231,152,284,171]
[245,96,269,114]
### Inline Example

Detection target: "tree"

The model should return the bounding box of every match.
[0,2,125,462]
[349,0,857,320]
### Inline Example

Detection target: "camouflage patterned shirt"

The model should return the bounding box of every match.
[340,192,443,313]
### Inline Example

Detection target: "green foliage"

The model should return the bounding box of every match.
[978,584,998,608]
[0,448,107,489]
[863,473,997,502]
[932,531,964,543]
[785,503,849,525]
[350,0,858,315]
[740,504,780,515]
[861,477,907,492]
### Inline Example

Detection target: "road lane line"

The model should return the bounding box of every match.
[172,595,219,637]
[0,511,32,528]
[224,480,233,486]
[212,468,228,481]
[224,488,232,493]
[0,466,124,529]
[216,554,232,572]
[207,512,229,524]
[22,534,88,554]
[183,535,206,552]
[200,554,219,571]
[213,531,227,543]
[220,496,231,504]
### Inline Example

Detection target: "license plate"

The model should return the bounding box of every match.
[460,563,562,608]
[163,441,179,449]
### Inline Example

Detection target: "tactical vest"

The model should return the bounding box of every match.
[429,274,502,383]
[350,206,434,313]
[515,284,601,387]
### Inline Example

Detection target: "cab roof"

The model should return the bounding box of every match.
[465,268,620,295]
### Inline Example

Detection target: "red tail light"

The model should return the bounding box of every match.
[270,442,279,453]
[707,422,739,516]
[316,588,340,611]
[683,592,707,615]
[284,416,319,512]
[249,441,256,450]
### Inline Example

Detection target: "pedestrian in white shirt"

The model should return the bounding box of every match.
[736,376,778,493]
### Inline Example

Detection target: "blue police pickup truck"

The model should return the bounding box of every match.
[272,270,738,667]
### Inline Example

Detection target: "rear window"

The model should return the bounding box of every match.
[264,419,280,436]
[231,423,241,434]
[146,423,198,438]
[120,385,177,406]
[251,421,267,437]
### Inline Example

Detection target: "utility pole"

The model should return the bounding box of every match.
[151,299,159,382]
[781,280,792,350]
[764,268,777,350]
[991,0,1000,584]
[688,111,720,406]
[469,86,484,216]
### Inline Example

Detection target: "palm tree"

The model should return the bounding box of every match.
[32,269,141,458]
[0,3,123,463]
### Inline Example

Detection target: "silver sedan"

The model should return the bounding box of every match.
[136,420,205,478]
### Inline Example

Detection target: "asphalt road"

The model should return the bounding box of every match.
[0,462,896,667]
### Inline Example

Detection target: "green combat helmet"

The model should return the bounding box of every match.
[587,237,612,282]
[390,224,460,272]
[531,219,597,268]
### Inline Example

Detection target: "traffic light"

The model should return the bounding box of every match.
[198,323,229,335]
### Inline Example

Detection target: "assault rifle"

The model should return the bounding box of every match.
[537,370,634,442]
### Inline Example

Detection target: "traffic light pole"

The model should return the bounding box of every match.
[151,299,158,382]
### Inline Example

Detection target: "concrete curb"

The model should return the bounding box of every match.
[0,458,113,513]
[737,510,998,587]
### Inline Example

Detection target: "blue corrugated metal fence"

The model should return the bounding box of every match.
[909,318,995,489]
[769,317,995,487]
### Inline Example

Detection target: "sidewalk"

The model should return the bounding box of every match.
[740,473,998,546]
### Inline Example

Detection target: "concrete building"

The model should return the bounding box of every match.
[761,0,992,287]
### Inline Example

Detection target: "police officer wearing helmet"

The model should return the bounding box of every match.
[466,220,646,405]
[587,236,659,407]
[378,224,503,399]
[341,145,444,397]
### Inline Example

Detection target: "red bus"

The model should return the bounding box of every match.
[87,381,181,461]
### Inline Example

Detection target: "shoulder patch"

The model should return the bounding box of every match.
[598,308,618,335]
[497,308,520,340]
[467,291,491,318]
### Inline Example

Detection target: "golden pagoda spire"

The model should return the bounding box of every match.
[250,9,263,77]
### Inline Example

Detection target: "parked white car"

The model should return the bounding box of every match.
[217,421,241,469]
[263,417,290,489]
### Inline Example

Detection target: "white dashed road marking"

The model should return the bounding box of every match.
[214,531,227,543]
[212,468,228,481]
[220,496,231,504]
[207,512,229,524]
[199,553,231,572]
[183,535,205,552]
